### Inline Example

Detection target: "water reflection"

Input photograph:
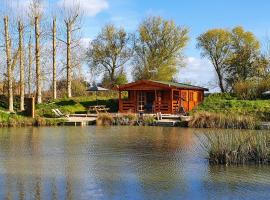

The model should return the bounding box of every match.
[0,127,269,199]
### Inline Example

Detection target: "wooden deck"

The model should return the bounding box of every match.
[61,117,97,126]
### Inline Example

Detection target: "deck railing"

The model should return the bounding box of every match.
[154,102,170,113]
[120,100,136,113]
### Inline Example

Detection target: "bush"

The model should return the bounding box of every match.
[96,113,114,126]
[233,78,270,100]
[113,113,138,125]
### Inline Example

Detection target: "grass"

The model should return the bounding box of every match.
[0,111,66,127]
[195,93,270,121]
[189,111,259,129]
[199,131,270,165]
[36,95,119,118]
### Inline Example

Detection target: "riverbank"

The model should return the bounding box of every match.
[0,94,269,129]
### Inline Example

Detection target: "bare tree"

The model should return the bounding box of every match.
[4,16,19,112]
[52,17,57,99]
[58,1,82,98]
[27,33,33,96]
[18,20,25,111]
[35,16,42,103]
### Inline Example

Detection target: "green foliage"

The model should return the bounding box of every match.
[199,131,270,165]
[197,26,269,92]
[53,78,90,98]
[197,29,231,92]
[101,71,128,88]
[36,95,119,118]
[233,78,270,100]
[226,27,268,88]
[87,24,133,88]
[133,16,189,81]
[195,94,270,121]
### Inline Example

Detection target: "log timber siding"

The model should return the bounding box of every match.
[115,80,208,114]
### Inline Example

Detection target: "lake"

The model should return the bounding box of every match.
[0,126,269,200]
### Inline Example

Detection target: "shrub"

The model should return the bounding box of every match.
[113,113,138,125]
[142,115,156,125]
[96,113,114,126]
[233,78,270,100]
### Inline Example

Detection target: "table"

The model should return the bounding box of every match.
[88,105,109,114]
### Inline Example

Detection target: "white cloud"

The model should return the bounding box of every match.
[57,0,109,17]
[7,0,46,16]
[80,37,91,48]
[178,57,218,91]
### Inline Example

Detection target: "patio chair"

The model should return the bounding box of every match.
[52,109,69,118]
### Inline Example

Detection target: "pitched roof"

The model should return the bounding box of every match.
[115,80,208,91]
[152,80,209,91]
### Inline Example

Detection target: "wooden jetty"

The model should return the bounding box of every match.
[61,117,96,126]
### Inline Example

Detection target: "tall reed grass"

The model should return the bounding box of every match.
[199,131,270,165]
[189,111,259,129]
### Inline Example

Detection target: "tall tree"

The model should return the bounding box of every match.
[35,16,42,103]
[87,24,133,88]
[197,29,231,92]
[27,34,33,97]
[132,16,189,81]
[52,17,57,99]
[18,20,25,111]
[4,16,19,112]
[61,4,82,98]
[226,26,266,87]
[4,16,13,112]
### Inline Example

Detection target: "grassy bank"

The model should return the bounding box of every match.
[0,111,66,127]
[190,94,270,129]
[195,93,270,121]
[200,131,270,165]
[36,95,118,118]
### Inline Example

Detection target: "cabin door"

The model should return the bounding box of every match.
[137,91,146,112]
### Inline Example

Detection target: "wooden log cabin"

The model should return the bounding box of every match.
[115,80,208,114]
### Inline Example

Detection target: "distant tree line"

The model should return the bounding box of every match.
[197,27,270,98]
[0,0,84,112]
[1,0,270,113]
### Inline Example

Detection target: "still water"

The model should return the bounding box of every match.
[0,126,269,200]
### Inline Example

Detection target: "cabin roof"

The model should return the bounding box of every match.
[115,80,209,91]
[152,80,208,91]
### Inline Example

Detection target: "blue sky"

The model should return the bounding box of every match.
[4,0,270,90]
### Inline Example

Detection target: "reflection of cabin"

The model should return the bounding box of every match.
[115,80,208,114]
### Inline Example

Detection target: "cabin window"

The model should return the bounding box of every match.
[173,91,179,101]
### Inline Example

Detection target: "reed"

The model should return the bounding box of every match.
[96,113,114,126]
[199,132,270,165]
[189,111,259,129]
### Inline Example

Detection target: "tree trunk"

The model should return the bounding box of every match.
[4,16,13,112]
[35,16,42,103]
[28,34,32,97]
[18,21,25,111]
[66,22,72,98]
[53,17,57,100]
[216,69,225,93]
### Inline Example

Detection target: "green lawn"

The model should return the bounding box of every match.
[36,96,119,117]
[195,94,270,121]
